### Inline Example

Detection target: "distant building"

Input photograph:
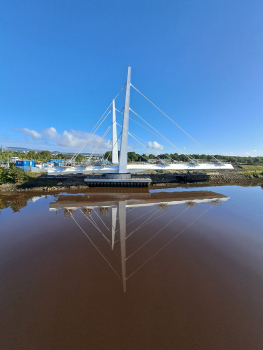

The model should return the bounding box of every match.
[83,154,104,161]
[16,160,35,171]
[10,157,20,163]
[48,159,65,167]
[48,159,64,164]
[1,145,3,153]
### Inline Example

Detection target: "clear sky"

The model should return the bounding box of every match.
[1,0,263,156]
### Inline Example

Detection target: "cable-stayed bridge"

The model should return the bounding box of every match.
[48,67,233,176]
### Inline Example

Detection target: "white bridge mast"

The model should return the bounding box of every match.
[119,66,131,173]
[112,99,118,164]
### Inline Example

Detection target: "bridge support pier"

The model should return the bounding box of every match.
[84,173,151,187]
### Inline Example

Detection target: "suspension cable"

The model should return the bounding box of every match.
[126,204,173,239]
[117,109,162,143]
[115,123,152,164]
[126,206,212,280]
[67,209,120,278]
[129,129,176,164]
[131,84,219,163]
[126,206,188,259]
[70,83,126,163]
[127,130,168,164]
[81,209,103,233]
[93,208,110,231]
[117,124,172,164]
[71,109,112,164]
[126,206,159,239]
[130,117,165,143]
[86,117,114,163]
[129,117,178,163]
[129,108,194,162]
[70,107,112,163]
[80,209,111,244]
[126,206,157,228]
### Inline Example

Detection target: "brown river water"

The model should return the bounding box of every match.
[0,185,263,350]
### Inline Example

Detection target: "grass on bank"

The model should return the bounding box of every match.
[239,165,263,176]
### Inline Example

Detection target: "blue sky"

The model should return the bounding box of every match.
[0,0,263,156]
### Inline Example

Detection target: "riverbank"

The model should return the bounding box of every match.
[0,166,263,192]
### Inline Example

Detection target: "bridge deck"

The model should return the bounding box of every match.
[47,162,234,175]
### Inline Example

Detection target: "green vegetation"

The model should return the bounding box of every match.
[103,151,112,162]
[239,165,263,176]
[0,164,46,184]
[240,165,263,172]
[0,164,29,184]
[0,150,74,163]
[0,150,52,162]
[75,154,84,162]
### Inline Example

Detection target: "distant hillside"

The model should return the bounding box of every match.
[2,147,102,156]
[4,147,35,152]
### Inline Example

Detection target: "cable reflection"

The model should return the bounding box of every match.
[50,190,229,292]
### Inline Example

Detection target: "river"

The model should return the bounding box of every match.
[0,185,263,349]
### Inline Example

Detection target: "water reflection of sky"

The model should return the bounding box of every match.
[2,188,229,293]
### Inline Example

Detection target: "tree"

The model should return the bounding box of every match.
[56,153,64,159]
[104,151,112,162]
[148,154,156,159]
[199,154,207,160]
[27,150,37,159]
[171,153,179,161]
[127,152,138,162]
[38,150,52,161]
[192,154,200,160]
[158,154,167,159]
[137,154,147,162]
[179,154,188,162]
[75,154,83,162]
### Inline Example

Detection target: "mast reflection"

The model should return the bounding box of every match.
[49,189,229,292]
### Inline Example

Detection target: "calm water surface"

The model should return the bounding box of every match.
[0,185,263,350]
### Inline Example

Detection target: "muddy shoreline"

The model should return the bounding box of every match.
[0,172,262,193]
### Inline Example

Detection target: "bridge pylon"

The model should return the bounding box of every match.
[119,66,131,173]
[112,99,118,164]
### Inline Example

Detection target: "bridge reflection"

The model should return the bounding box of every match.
[49,189,229,292]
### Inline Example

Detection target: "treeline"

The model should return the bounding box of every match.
[0,151,84,163]
[104,151,263,164]
[1,150,262,165]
